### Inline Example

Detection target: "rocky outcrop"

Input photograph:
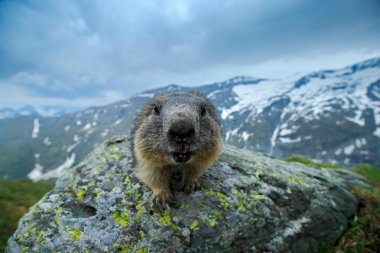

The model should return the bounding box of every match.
[7,136,368,253]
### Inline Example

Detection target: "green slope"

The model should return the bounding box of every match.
[0,180,53,252]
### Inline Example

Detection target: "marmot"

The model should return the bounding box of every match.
[133,91,223,208]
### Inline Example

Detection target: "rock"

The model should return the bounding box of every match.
[6,136,368,253]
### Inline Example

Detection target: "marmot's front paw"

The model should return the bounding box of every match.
[153,191,177,210]
[181,180,200,194]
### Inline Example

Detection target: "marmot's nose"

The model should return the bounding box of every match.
[168,120,195,143]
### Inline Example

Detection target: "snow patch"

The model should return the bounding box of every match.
[67,142,80,153]
[241,131,250,141]
[344,115,365,127]
[225,128,240,142]
[33,153,76,181]
[101,128,109,137]
[220,79,295,119]
[114,119,123,125]
[27,163,44,181]
[279,128,293,136]
[82,123,92,131]
[344,144,355,155]
[207,90,222,98]
[43,137,52,146]
[31,119,40,138]
[278,137,301,143]
[64,125,70,131]
[374,128,380,138]
[270,125,281,155]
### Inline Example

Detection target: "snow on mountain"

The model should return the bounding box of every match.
[217,57,380,166]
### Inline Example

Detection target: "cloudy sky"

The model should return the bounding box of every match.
[1,0,380,110]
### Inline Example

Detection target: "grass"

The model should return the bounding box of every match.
[285,157,380,253]
[285,155,339,169]
[331,165,380,253]
[0,179,53,252]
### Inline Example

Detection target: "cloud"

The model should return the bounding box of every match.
[7,72,47,87]
[0,0,379,109]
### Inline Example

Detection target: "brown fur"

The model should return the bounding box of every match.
[132,91,223,207]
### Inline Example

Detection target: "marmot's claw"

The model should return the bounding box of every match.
[182,180,200,194]
[153,195,177,210]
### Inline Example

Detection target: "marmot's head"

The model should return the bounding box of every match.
[133,92,223,167]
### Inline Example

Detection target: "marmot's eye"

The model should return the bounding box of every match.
[200,105,207,116]
[153,105,160,115]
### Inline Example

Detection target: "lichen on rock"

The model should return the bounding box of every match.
[6,136,368,253]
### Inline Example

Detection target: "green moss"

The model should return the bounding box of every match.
[236,201,246,212]
[54,208,62,226]
[113,211,130,228]
[135,192,146,215]
[124,176,131,184]
[270,170,310,189]
[157,210,178,230]
[23,223,36,238]
[205,190,230,211]
[93,188,102,198]
[286,174,309,189]
[76,190,86,201]
[66,227,83,241]
[36,231,45,242]
[113,243,121,249]
[109,146,123,160]
[231,188,266,213]
[123,175,140,197]
[208,218,218,227]
[16,235,23,243]
[137,248,149,253]
[121,244,131,253]
[190,220,199,231]
[136,202,144,215]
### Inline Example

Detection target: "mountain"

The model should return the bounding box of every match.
[0,105,70,119]
[0,57,379,180]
